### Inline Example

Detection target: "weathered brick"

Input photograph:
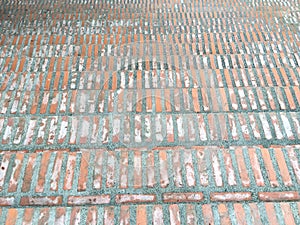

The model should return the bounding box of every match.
[163,192,203,203]
[258,191,300,201]
[211,192,252,202]
[20,196,63,206]
[68,195,110,205]
[115,194,156,204]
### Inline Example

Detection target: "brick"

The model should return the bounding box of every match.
[119,205,130,225]
[248,148,265,186]
[184,150,196,187]
[55,207,66,224]
[20,196,63,206]
[38,208,50,225]
[5,208,18,225]
[163,192,203,203]
[153,205,164,225]
[104,206,114,225]
[22,153,36,192]
[233,203,247,225]
[63,152,77,190]
[136,205,147,225]
[78,151,90,191]
[202,204,214,225]
[86,206,98,225]
[211,150,223,187]
[260,148,279,187]
[211,192,252,202]
[218,204,231,224]
[264,203,280,225]
[258,191,300,201]
[169,204,181,225]
[273,148,293,186]
[280,203,296,225]
[0,197,14,206]
[50,152,64,191]
[68,195,110,205]
[115,194,156,204]
[22,208,34,224]
[159,151,169,188]
[35,151,51,193]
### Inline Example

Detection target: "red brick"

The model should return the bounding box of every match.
[153,205,164,225]
[265,203,280,225]
[50,152,64,191]
[104,206,114,225]
[86,206,98,224]
[136,205,147,225]
[233,203,247,225]
[258,191,300,201]
[5,208,17,225]
[63,152,77,190]
[115,194,156,204]
[55,207,66,224]
[260,148,279,187]
[22,208,34,224]
[35,151,51,193]
[163,192,203,203]
[0,197,14,206]
[21,153,36,192]
[119,205,130,225]
[159,151,169,188]
[202,204,214,225]
[280,203,296,225]
[248,148,265,186]
[218,204,231,224]
[68,195,110,205]
[20,196,63,206]
[169,204,181,225]
[78,151,90,191]
[211,192,252,202]
[8,153,24,192]
[273,148,293,186]
[38,208,50,224]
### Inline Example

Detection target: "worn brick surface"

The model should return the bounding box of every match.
[1,0,300,223]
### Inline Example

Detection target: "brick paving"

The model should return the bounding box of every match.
[1,0,300,224]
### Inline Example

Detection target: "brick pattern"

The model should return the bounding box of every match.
[0,146,299,207]
[0,1,300,150]
[0,111,300,149]
[1,0,300,223]
[0,202,300,225]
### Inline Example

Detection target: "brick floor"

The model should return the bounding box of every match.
[1,0,300,224]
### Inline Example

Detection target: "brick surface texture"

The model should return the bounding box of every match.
[0,0,300,224]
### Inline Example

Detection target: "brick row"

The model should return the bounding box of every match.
[2,68,300,93]
[0,42,299,60]
[1,87,300,115]
[2,52,300,73]
[0,147,299,197]
[2,40,300,58]
[0,20,289,36]
[1,30,299,47]
[0,87,300,117]
[0,112,299,147]
[1,21,296,35]
[1,191,300,207]
[0,202,299,224]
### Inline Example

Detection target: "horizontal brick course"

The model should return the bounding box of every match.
[163,192,204,203]
[20,196,63,206]
[258,191,300,202]
[68,195,110,205]
[210,192,252,202]
[115,194,156,204]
